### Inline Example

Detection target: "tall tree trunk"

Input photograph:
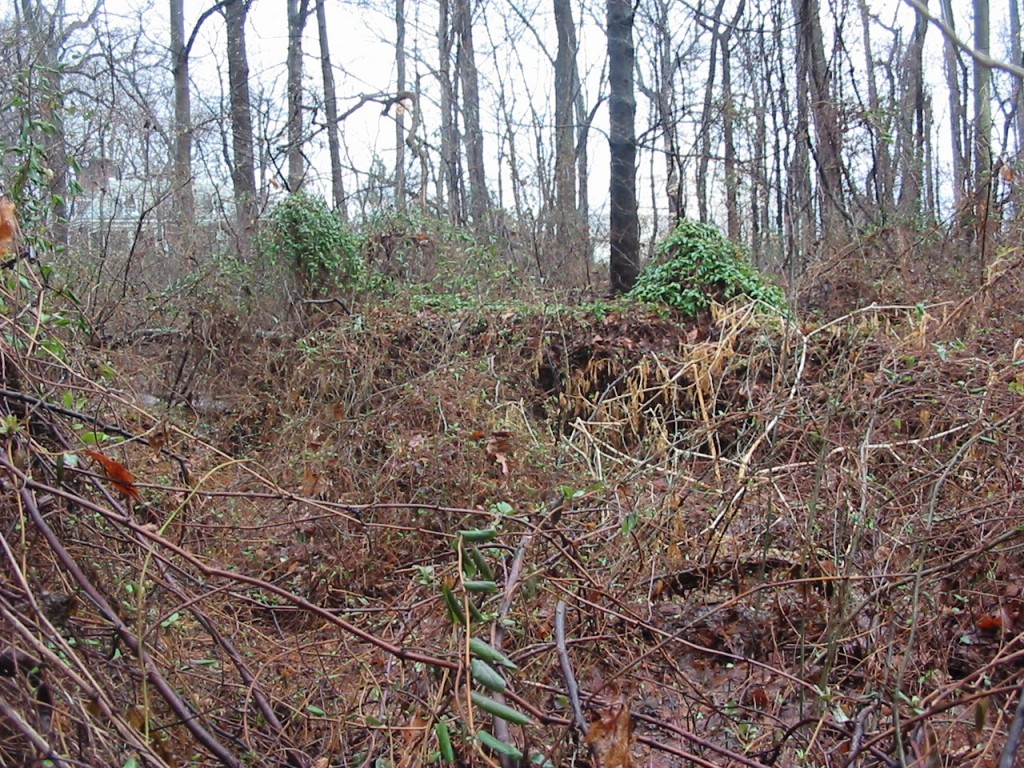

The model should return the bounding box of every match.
[286,0,309,193]
[858,0,894,216]
[315,0,346,217]
[553,0,578,256]
[570,3,592,272]
[647,0,682,225]
[454,0,488,229]
[169,0,195,224]
[795,0,844,234]
[224,0,257,261]
[788,0,814,273]
[438,0,461,223]
[395,0,407,210]
[897,2,927,218]
[1011,0,1024,155]
[697,0,726,224]
[721,0,744,241]
[973,0,992,205]
[607,0,639,294]
[939,0,968,207]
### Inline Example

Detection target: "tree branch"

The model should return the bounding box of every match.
[903,0,1024,80]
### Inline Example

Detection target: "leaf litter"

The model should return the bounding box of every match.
[2,273,1024,766]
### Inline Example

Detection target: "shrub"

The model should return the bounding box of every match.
[258,192,362,291]
[629,220,787,317]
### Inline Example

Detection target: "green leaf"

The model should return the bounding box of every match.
[436,722,455,761]
[470,658,507,692]
[470,638,518,669]
[470,691,533,726]
[477,730,523,758]
[464,580,498,593]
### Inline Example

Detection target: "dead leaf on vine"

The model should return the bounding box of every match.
[485,431,514,476]
[86,450,142,501]
[585,698,634,768]
[302,466,324,497]
[0,196,18,257]
[148,421,169,455]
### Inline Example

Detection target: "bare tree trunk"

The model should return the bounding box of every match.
[170,0,195,224]
[1011,0,1024,155]
[644,0,683,225]
[573,28,591,261]
[897,2,927,218]
[438,0,462,223]
[939,0,968,207]
[395,0,407,210]
[224,0,257,261]
[974,0,992,204]
[286,0,309,193]
[795,0,844,234]
[858,0,894,216]
[721,0,745,241]
[553,0,577,256]
[315,0,346,217]
[788,0,814,273]
[697,0,726,224]
[608,0,639,293]
[454,0,488,229]
[924,95,936,219]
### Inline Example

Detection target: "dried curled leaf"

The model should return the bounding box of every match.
[86,450,142,501]
[585,699,634,768]
[0,196,18,257]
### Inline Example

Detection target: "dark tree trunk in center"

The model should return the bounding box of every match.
[607,0,640,293]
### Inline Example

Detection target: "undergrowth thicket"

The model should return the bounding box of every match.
[1,219,1024,768]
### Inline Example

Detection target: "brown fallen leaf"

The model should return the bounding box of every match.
[585,698,634,768]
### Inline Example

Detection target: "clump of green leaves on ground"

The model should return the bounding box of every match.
[630,220,787,317]
[258,192,363,291]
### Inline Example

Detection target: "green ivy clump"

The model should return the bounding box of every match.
[259,192,363,290]
[629,220,787,317]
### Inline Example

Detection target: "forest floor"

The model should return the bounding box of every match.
[1,251,1024,768]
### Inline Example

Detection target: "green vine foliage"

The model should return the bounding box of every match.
[3,64,78,255]
[258,192,363,291]
[629,221,788,317]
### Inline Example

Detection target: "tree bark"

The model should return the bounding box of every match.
[315,0,346,217]
[286,0,309,193]
[169,0,195,224]
[438,0,462,223]
[553,0,578,254]
[224,0,257,261]
[1011,0,1024,154]
[795,0,844,234]
[454,0,488,229]
[858,0,894,216]
[607,0,640,294]
[696,0,726,224]
[897,1,927,218]
[721,0,745,241]
[973,0,992,205]
[939,0,968,207]
[395,0,407,210]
